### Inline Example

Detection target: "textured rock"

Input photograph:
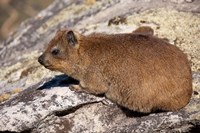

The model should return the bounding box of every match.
[0,0,200,132]
[0,75,104,132]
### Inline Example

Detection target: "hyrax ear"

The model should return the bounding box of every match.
[66,30,79,48]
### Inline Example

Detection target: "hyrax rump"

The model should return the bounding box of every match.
[38,27,192,113]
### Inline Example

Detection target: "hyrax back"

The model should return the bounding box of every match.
[38,27,192,113]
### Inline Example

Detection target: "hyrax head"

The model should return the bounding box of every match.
[38,29,82,75]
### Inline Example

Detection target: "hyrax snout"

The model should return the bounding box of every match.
[38,27,192,113]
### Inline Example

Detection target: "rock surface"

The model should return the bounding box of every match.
[0,0,200,132]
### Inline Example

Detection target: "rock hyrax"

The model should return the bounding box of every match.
[38,27,192,113]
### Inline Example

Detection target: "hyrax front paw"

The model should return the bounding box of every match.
[69,85,83,93]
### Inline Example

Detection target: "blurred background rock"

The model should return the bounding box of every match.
[0,0,53,42]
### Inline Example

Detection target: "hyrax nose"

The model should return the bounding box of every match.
[38,55,45,65]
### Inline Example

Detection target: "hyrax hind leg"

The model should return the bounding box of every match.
[133,26,154,36]
[133,26,169,42]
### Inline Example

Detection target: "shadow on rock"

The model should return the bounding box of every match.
[119,105,167,118]
[118,106,150,117]
[38,74,79,90]
[188,120,200,133]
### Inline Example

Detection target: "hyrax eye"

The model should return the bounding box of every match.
[51,49,60,55]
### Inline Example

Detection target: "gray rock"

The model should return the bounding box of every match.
[0,75,105,132]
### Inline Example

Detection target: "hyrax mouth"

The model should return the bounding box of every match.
[38,55,52,68]
[38,55,45,65]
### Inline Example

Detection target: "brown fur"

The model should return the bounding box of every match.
[38,27,192,113]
